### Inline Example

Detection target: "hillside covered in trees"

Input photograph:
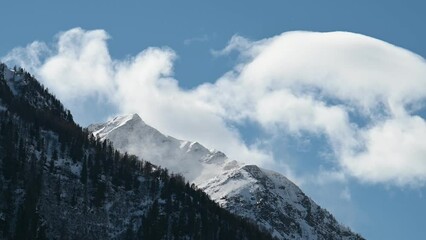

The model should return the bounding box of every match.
[0,63,275,240]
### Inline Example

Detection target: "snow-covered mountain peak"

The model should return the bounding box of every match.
[113,113,144,125]
[89,113,146,139]
[88,114,234,183]
[88,113,363,240]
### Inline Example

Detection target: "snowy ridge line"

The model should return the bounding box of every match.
[88,113,363,240]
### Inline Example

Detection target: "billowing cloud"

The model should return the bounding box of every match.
[3,28,426,187]
[206,31,426,186]
[39,28,114,100]
[2,27,275,171]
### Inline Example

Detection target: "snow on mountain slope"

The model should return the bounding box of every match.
[88,114,231,183]
[88,114,363,240]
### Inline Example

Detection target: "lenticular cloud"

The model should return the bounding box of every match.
[211,31,426,186]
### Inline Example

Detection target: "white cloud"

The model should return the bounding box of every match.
[2,28,273,169]
[342,115,426,186]
[40,28,114,101]
[201,31,426,186]
[210,31,426,186]
[2,41,50,73]
[3,28,426,187]
[211,35,254,56]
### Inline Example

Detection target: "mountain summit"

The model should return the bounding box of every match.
[89,114,229,184]
[90,114,363,240]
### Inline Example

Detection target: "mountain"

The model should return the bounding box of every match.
[88,114,228,184]
[90,114,364,240]
[0,63,274,240]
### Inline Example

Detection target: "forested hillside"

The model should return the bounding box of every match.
[0,63,274,240]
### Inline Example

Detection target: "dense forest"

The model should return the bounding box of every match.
[0,64,275,240]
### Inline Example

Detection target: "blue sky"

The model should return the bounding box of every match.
[2,1,426,239]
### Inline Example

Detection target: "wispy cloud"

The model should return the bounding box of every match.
[2,41,50,73]
[183,34,209,45]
